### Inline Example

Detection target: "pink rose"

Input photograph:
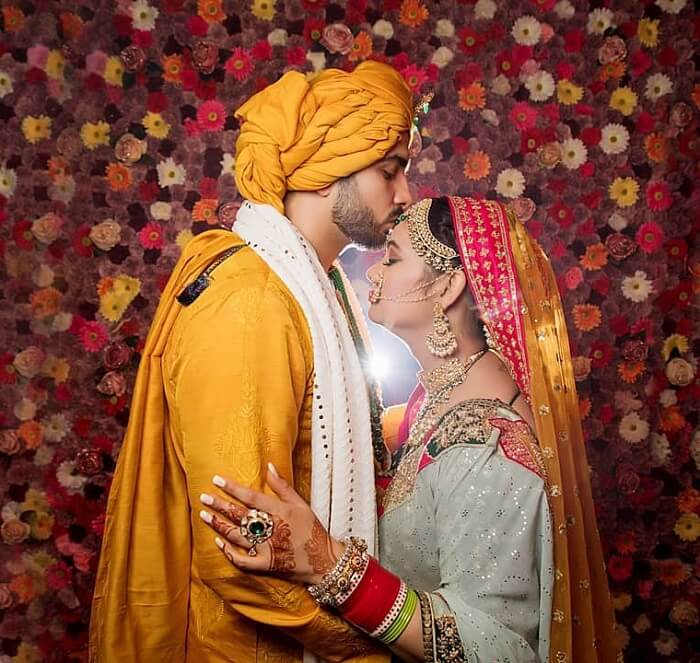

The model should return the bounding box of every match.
[598,36,626,65]
[0,584,13,609]
[321,23,354,55]
[670,102,693,128]
[0,430,21,455]
[1,519,31,545]
[509,197,536,222]
[565,266,583,290]
[56,128,82,159]
[572,356,592,381]
[537,142,562,169]
[539,23,554,43]
[605,233,636,261]
[97,371,127,397]
[665,358,695,387]
[13,346,46,379]
[103,342,131,370]
[114,133,146,165]
[31,212,63,244]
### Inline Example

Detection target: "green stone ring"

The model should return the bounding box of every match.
[240,509,274,548]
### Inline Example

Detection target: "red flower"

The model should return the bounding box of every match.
[591,275,609,296]
[530,0,556,9]
[196,99,226,132]
[113,14,132,37]
[454,63,483,89]
[194,78,217,100]
[629,49,651,77]
[72,225,94,257]
[79,321,109,353]
[580,127,601,146]
[147,91,168,113]
[589,341,613,368]
[304,17,325,44]
[509,102,538,131]
[563,29,584,53]
[301,0,328,11]
[138,221,165,250]
[139,180,159,203]
[520,128,545,154]
[199,177,218,198]
[495,48,528,78]
[225,48,253,81]
[658,46,678,67]
[607,555,633,582]
[401,64,428,92]
[548,201,573,228]
[251,40,272,61]
[132,30,153,49]
[12,220,34,250]
[609,314,630,336]
[666,239,688,261]
[457,27,484,55]
[286,46,306,67]
[645,181,672,212]
[635,111,655,134]
[635,221,664,254]
[46,561,72,590]
[185,15,209,37]
[0,353,16,384]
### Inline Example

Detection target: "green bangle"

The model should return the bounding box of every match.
[379,589,418,644]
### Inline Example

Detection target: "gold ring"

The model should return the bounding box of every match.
[240,509,274,547]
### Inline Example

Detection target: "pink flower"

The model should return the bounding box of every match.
[79,321,109,353]
[225,48,253,81]
[645,181,672,212]
[401,65,428,93]
[565,266,583,290]
[196,99,226,132]
[138,221,165,250]
[636,221,664,254]
[509,101,538,131]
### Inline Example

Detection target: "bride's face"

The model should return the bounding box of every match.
[366,222,435,335]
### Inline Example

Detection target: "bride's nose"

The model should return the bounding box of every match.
[365,262,382,284]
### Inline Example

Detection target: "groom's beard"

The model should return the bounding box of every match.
[331,176,399,250]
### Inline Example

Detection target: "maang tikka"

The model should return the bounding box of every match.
[426,302,458,358]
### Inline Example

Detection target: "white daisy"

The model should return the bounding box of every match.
[416,159,436,175]
[653,629,679,656]
[372,19,394,40]
[658,389,678,408]
[587,8,615,34]
[56,460,88,494]
[495,168,525,199]
[554,0,575,20]
[130,0,159,31]
[306,51,326,72]
[644,72,673,102]
[614,390,643,413]
[474,0,497,20]
[42,413,70,443]
[656,0,687,14]
[621,270,654,303]
[600,123,630,155]
[434,18,455,37]
[1,501,22,523]
[512,16,541,46]
[150,201,171,220]
[34,444,55,466]
[156,157,186,187]
[480,109,500,127]
[560,138,588,170]
[267,29,288,47]
[0,165,17,198]
[0,69,13,98]
[608,212,628,231]
[431,46,454,69]
[220,153,236,177]
[632,614,652,634]
[618,412,650,445]
[491,74,511,96]
[524,70,555,102]
[48,175,76,204]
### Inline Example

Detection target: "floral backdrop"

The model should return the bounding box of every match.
[1,0,699,661]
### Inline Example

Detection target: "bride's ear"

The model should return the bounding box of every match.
[440,270,468,310]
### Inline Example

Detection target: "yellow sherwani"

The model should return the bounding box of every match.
[89,230,387,662]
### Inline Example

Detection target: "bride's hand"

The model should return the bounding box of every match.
[199,463,344,585]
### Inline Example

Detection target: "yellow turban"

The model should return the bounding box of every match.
[234,61,413,213]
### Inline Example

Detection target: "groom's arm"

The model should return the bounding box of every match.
[167,272,388,662]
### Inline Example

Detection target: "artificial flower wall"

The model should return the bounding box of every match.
[0,1,699,660]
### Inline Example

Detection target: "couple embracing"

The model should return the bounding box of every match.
[90,62,620,663]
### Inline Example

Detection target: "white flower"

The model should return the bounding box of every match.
[34,444,55,466]
[433,19,455,37]
[416,159,435,175]
[306,51,326,72]
[130,0,159,31]
[524,70,555,102]
[600,123,630,155]
[156,157,186,187]
[14,398,37,422]
[622,270,654,303]
[608,212,628,231]
[150,202,171,220]
[267,28,288,47]
[0,69,13,98]
[372,19,394,39]
[49,176,76,204]
[587,8,615,34]
[0,165,17,198]
[644,73,673,102]
[42,413,70,443]
[52,312,73,332]
[618,412,650,445]
[220,153,236,177]
[56,460,87,494]
[491,74,511,96]
[659,389,678,408]
[512,16,541,46]
[480,109,500,126]
[691,428,700,470]
[656,0,687,14]
[560,138,588,170]
[474,0,497,20]
[32,264,55,288]
[431,46,454,69]
[653,629,679,656]
[554,0,575,19]
[614,390,643,413]
[496,168,525,199]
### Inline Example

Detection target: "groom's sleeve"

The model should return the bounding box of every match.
[167,270,388,662]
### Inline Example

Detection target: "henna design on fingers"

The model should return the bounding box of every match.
[211,514,240,542]
[221,501,247,524]
[268,519,296,576]
[304,518,337,576]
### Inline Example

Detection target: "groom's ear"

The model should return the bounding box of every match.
[316,182,335,198]
[441,270,468,310]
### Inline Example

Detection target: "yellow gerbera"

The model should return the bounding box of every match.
[609,86,638,116]
[99,290,130,323]
[176,228,194,249]
[674,513,700,542]
[556,79,583,106]
[251,0,275,21]
[45,50,66,80]
[113,274,141,301]
[638,18,659,48]
[104,56,124,86]
[21,115,52,144]
[142,111,171,139]
[80,121,111,150]
[662,334,689,362]
[608,177,639,208]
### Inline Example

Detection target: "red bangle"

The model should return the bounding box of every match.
[339,556,402,634]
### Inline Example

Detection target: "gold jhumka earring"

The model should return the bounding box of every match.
[426,302,458,358]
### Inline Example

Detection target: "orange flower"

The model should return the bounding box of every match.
[644,132,668,163]
[18,421,43,450]
[617,360,644,384]
[30,287,62,319]
[580,243,608,271]
[96,276,115,296]
[198,0,226,23]
[463,150,491,181]
[572,304,601,332]
[162,54,184,83]
[613,531,637,555]
[348,32,373,62]
[105,163,132,191]
[657,558,691,586]
[47,156,70,182]
[192,198,219,225]
[399,0,429,28]
[677,488,700,514]
[9,574,36,603]
[691,83,700,110]
[59,11,84,39]
[599,60,626,82]
[579,397,591,419]
[458,82,486,111]
[658,404,686,433]
[2,6,25,32]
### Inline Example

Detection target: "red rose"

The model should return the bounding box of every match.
[605,233,637,261]
[75,448,102,477]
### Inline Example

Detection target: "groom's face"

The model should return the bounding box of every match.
[331,132,412,250]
